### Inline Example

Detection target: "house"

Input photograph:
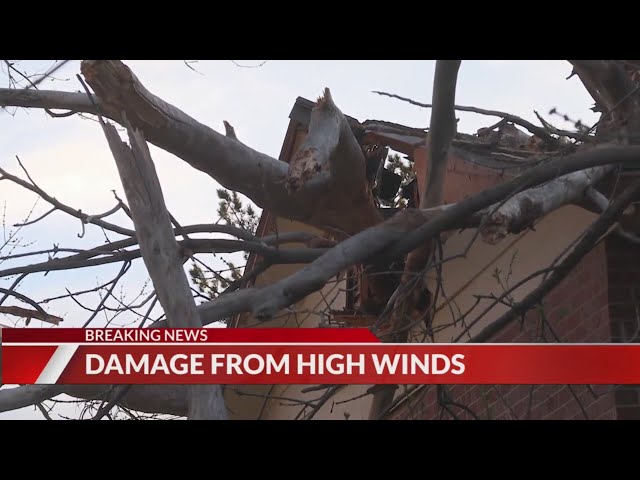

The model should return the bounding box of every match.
[223,96,640,420]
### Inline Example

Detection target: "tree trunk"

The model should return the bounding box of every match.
[101,118,226,420]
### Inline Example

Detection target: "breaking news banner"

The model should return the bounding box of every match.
[3,328,640,385]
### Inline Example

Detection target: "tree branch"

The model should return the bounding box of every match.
[471,177,640,343]
[2,60,386,235]
[0,305,62,326]
[185,144,640,328]
[369,60,461,420]
[0,239,328,279]
[421,61,462,208]
[373,89,558,146]
[286,88,382,233]
[480,165,615,244]
[100,116,226,420]
[0,164,135,237]
[77,61,380,235]
[0,386,65,413]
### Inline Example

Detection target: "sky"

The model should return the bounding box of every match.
[0,60,599,419]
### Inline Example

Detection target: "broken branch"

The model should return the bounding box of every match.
[100,115,226,420]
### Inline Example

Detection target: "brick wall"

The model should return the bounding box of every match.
[606,236,640,419]
[388,241,624,420]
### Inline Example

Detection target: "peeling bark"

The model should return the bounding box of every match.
[480,165,615,244]
[287,88,382,234]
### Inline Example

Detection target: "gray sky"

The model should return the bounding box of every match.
[0,60,599,419]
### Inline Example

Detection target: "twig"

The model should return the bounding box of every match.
[82,261,131,327]
[0,163,134,237]
[92,386,133,420]
[373,90,558,146]
[0,287,57,321]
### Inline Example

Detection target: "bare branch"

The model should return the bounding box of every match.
[100,116,226,420]
[471,177,640,343]
[422,61,462,208]
[480,165,615,244]
[0,164,134,237]
[373,89,558,146]
[568,60,637,111]
[0,287,60,324]
[0,305,62,326]
[0,386,64,413]
[185,144,640,328]
[0,87,99,115]
[585,187,640,244]
[0,239,327,279]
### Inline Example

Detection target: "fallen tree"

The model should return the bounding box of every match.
[1,60,640,419]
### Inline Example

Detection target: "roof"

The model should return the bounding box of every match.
[288,96,574,177]
[230,95,640,328]
[289,96,640,175]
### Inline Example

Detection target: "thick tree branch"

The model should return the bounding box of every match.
[471,177,640,343]
[422,61,462,208]
[369,60,461,420]
[287,88,382,233]
[101,117,226,420]
[0,88,99,114]
[2,65,375,235]
[185,144,640,329]
[385,144,640,260]
[0,386,65,413]
[0,384,190,417]
[78,61,381,235]
[569,60,637,111]
[480,165,615,244]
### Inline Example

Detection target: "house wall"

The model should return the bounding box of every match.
[426,206,601,342]
[388,237,617,420]
[388,216,640,420]
[606,236,640,419]
[227,204,617,420]
[224,216,354,419]
[224,118,634,420]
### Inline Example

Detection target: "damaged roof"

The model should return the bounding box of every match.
[288,96,621,176]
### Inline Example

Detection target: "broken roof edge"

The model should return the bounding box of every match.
[289,96,570,172]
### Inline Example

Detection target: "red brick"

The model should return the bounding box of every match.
[386,236,638,420]
[617,407,640,420]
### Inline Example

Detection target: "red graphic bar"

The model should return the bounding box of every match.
[1,328,379,343]
[5,344,640,385]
